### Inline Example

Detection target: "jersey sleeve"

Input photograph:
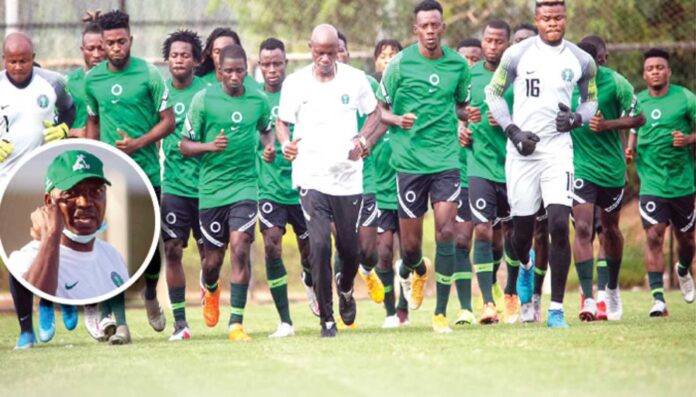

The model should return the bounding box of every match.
[357,73,378,116]
[685,88,696,129]
[8,241,40,277]
[147,63,171,113]
[84,75,99,118]
[257,95,273,133]
[575,56,599,122]
[377,52,402,105]
[277,75,299,124]
[183,90,205,142]
[37,68,76,127]
[454,61,471,104]
[485,48,519,130]
[614,72,641,117]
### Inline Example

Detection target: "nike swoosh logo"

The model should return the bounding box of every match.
[526,71,535,75]
[0,105,9,110]
[352,200,359,205]
[65,281,79,290]
[230,126,240,131]
[248,213,255,218]
[651,123,659,127]
[111,100,119,104]
[366,205,375,211]
[20,315,30,322]
[428,88,437,93]
[383,137,390,142]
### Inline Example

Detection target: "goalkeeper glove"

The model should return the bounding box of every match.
[0,139,14,163]
[556,102,583,132]
[43,120,69,143]
[505,124,540,156]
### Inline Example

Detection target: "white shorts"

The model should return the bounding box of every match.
[506,154,574,216]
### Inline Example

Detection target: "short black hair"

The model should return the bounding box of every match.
[162,29,203,61]
[414,0,443,16]
[577,41,598,61]
[373,39,403,60]
[644,47,670,62]
[581,35,606,52]
[514,23,537,34]
[484,19,511,40]
[535,0,565,8]
[196,27,242,77]
[259,38,285,54]
[81,11,102,37]
[219,44,247,66]
[457,38,481,50]
[98,10,129,32]
[337,31,348,49]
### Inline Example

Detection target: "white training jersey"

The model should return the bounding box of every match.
[278,62,377,196]
[486,36,597,160]
[9,239,129,301]
[0,67,74,184]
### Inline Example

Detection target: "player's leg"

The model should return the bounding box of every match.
[453,213,475,325]
[199,206,230,328]
[396,172,430,311]
[226,200,257,341]
[430,169,460,333]
[107,292,129,345]
[593,207,609,314]
[640,196,670,316]
[532,213,549,322]
[143,187,165,332]
[259,201,294,337]
[300,189,337,337]
[38,298,56,343]
[357,194,384,303]
[571,199,597,321]
[331,193,363,328]
[376,217,399,328]
[670,195,695,303]
[9,275,35,349]
[598,189,624,320]
[468,177,500,324]
[491,224,505,311]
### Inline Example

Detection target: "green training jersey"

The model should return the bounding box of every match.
[571,66,640,188]
[466,61,513,183]
[636,84,695,198]
[256,89,298,205]
[162,76,207,198]
[459,144,470,188]
[66,67,88,129]
[184,83,271,209]
[359,74,380,194]
[377,44,470,174]
[84,57,171,187]
[201,72,259,90]
[373,128,397,210]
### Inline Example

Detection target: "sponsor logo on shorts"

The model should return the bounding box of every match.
[166,212,177,225]
[475,198,486,210]
[405,190,416,203]
[645,201,656,213]
[210,221,222,233]
[574,178,585,190]
[261,202,274,214]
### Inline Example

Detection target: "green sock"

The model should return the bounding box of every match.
[376,267,396,316]
[205,280,219,293]
[676,262,690,277]
[492,247,503,285]
[266,257,291,325]
[576,259,594,299]
[504,240,520,295]
[301,257,313,286]
[596,258,608,291]
[473,240,494,304]
[400,257,425,278]
[648,272,665,302]
[111,292,127,326]
[229,283,249,325]
[533,267,546,295]
[434,242,455,316]
[168,287,186,323]
[99,299,112,320]
[454,247,473,311]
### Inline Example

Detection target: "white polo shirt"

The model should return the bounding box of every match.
[278,62,377,196]
[9,238,129,301]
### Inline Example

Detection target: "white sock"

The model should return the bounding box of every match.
[549,301,563,311]
[520,259,533,271]
[359,264,369,275]
[597,290,606,302]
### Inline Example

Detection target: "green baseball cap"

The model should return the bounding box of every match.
[44,150,111,192]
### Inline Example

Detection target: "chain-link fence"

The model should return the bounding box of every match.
[0,0,694,296]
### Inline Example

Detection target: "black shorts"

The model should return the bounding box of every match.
[377,209,399,234]
[257,200,308,239]
[639,194,695,232]
[468,177,511,225]
[161,193,202,247]
[199,200,258,249]
[456,187,472,223]
[359,193,379,228]
[572,178,624,213]
[396,169,460,219]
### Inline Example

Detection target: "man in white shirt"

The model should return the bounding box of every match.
[276,24,381,337]
[8,150,130,336]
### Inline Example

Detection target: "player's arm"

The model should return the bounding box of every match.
[485,50,539,155]
[258,103,276,163]
[625,129,637,163]
[23,204,63,295]
[672,88,696,147]
[123,107,175,151]
[566,57,599,130]
[591,73,645,133]
[180,90,225,156]
[355,74,383,152]
[376,54,417,131]
[84,82,101,140]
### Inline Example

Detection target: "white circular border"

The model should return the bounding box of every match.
[0,139,161,306]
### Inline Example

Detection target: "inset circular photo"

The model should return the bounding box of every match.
[0,139,160,305]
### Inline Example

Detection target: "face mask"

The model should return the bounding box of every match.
[62,222,108,244]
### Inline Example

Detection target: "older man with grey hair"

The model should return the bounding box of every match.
[276,24,381,337]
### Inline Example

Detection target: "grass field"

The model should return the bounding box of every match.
[0,291,695,397]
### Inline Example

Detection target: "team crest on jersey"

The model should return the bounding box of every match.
[111,272,124,287]
[561,69,574,82]
[651,109,662,120]
[429,74,440,86]
[230,111,243,124]
[341,94,350,104]
[174,102,186,115]
[72,154,91,171]
[271,106,279,119]
[111,84,123,96]
[37,95,49,108]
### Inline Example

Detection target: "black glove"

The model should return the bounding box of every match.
[556,102,583,132]
[505,124,540,156]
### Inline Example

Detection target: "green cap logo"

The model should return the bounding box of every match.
[37,95,49,108]
[44,150,111,192]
